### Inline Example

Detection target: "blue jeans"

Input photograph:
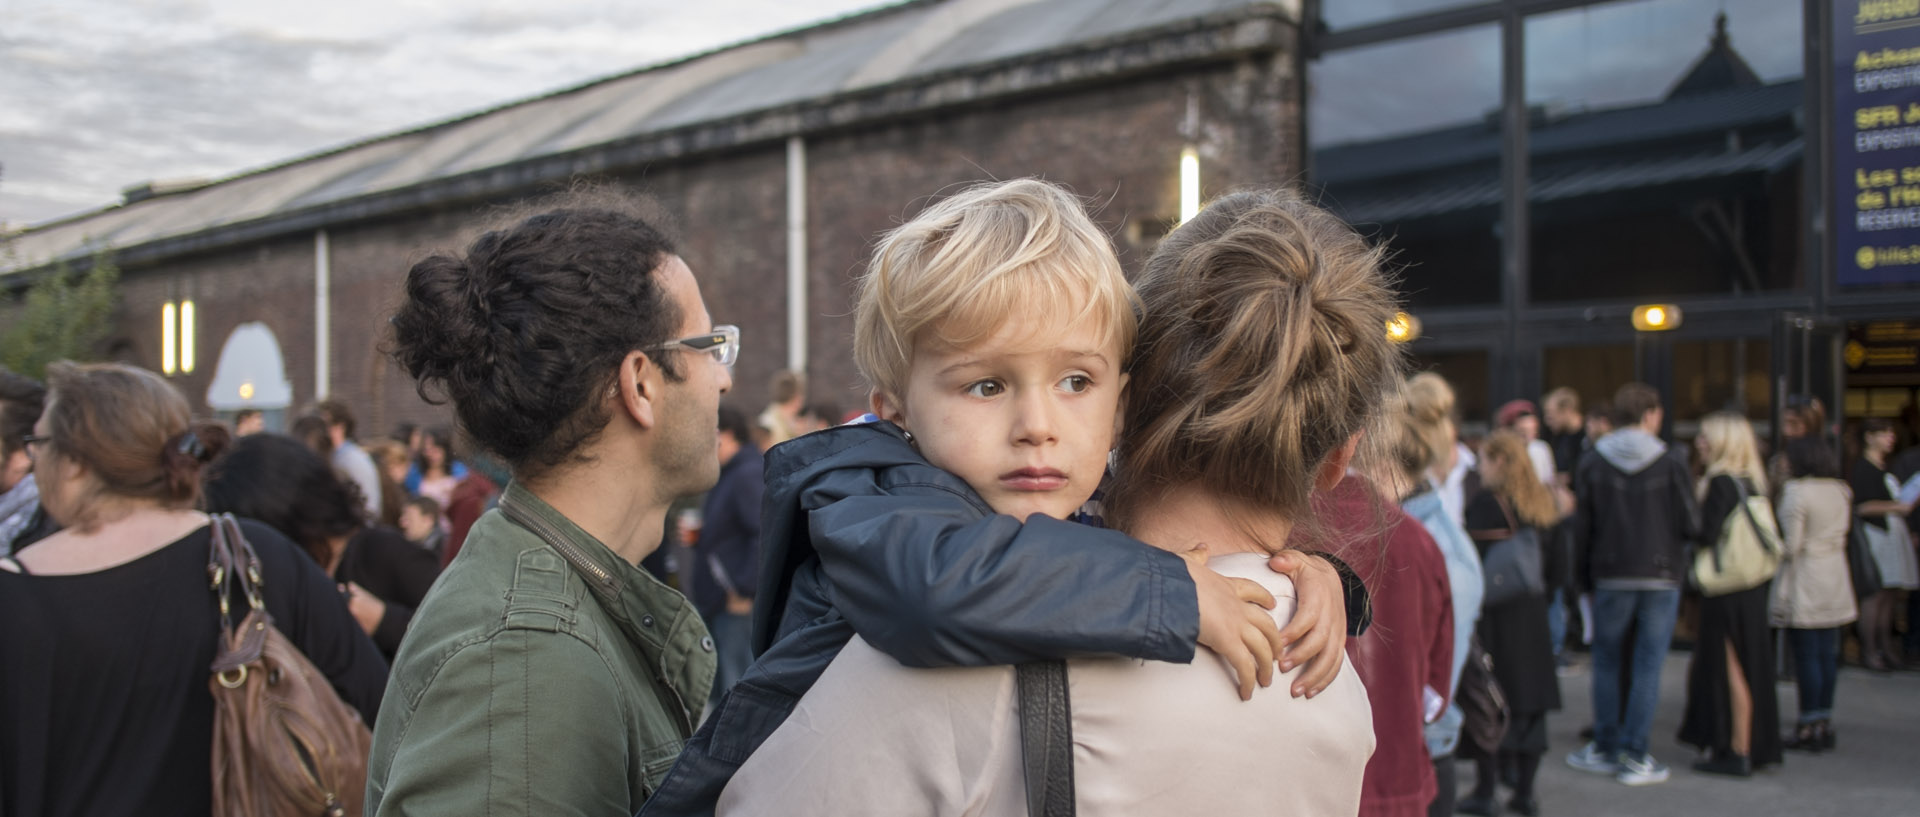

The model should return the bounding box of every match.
[706,612,753,707]
[1787,627,1840,722]
[1590,587,1680,760]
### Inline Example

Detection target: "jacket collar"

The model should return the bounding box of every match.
[497,482,713,726]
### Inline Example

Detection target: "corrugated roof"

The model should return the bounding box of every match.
[5,0,1292,275]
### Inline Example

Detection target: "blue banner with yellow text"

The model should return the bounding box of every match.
[1837,0,1920,286]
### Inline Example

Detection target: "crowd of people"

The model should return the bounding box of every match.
[0,177,1915,817]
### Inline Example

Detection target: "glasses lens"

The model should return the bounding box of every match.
[714,326,740,367]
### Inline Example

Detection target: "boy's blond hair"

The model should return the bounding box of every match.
[853,179,1139,400]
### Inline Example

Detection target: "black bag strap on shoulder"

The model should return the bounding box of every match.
[1016,660,1075,817]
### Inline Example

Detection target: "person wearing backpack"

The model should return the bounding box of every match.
[1677,412,1782,777]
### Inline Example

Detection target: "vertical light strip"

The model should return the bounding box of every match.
[1179,147,1200,224]
[180,300,196,373]
[161,302,178,375]
[315,230,331,399]
[786,136,808,374]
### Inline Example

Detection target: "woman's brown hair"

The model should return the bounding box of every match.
[1110,188,1405,533]
[41,361,229,530]
[1481,430,1560,529]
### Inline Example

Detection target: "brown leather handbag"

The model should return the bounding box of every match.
[206,514,372,817]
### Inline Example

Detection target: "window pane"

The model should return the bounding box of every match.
[1671,338,1771,421]
[1525,0,1806,303]
[1410,348,1492,428]
[1320,0,1493,31]
[1543,344,1637,415]
[1310,24,1504,309]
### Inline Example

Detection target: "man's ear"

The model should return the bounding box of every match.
[1315,432,1363,492]
[870,389,907,430]
[616,350,660,430]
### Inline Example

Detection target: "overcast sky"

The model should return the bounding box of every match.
[0,0,886,227]
[4,0,1807,228]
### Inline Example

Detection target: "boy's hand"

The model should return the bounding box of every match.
[1267,550,1347,698]
[1182,545,1284,701]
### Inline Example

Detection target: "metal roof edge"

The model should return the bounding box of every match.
[4,7,1290,280]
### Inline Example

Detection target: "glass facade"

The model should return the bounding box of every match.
[1304,0,1876,429]
[1526,0,1806,302]
[1309,25,1504,309]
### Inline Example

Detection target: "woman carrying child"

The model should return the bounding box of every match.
[642,180,1369,816]
[710,185,1404,814]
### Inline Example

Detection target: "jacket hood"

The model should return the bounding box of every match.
[1595,427,1668,475]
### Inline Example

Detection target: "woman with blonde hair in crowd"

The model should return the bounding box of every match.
[1678,412,1781,776]
[0,362,386,817]
[1772,436,1857,751]
[1407,372,1474,528]
[1386,383,1484,817]
[1460,430,1563,816]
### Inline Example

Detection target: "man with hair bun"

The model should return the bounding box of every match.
[370,192,733,815]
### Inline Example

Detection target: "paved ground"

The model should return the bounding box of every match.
[1467,652,1920,817]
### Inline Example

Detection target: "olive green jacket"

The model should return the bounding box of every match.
[366,482,715,816]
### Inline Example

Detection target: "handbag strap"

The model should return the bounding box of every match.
[1015,660,1075,817]
[206,514,266,635]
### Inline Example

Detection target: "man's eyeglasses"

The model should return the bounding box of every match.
[646,325,740,368]
[20,434,49,465]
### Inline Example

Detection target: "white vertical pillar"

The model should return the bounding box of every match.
[315,230,331,399]
[786,136,808,375]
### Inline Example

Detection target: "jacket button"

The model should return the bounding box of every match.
[642,615,655,628]
[700,636,715,652]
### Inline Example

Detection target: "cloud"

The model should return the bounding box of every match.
[0,0,888,227]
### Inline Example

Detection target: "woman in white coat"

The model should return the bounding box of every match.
[1772,437,1858,751]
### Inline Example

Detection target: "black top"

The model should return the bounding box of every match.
[1850,457,1895,531]
[0,519,388,817]
[1461,490,1562,715]
[1698,474,1756,549]
[336,525,443,656]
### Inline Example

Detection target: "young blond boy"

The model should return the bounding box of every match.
[640,179,1364,815]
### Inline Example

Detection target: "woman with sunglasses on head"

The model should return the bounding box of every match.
[0,362,386,817]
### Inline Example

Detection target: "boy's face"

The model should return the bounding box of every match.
[398,504,434,541]
[874,313,1126,522]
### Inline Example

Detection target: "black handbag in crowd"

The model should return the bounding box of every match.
[1456,637,1510,758]
[1482,499,1547,608]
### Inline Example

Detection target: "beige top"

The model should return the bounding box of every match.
[1771,478,1859,629]
[719,553,1375,816]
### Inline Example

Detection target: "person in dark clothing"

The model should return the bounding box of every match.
[1460,430,1564,816]
[1566,383,1702,786]
[204,433,443,659]
[1849,418,1918,670]
[0,368,54,554]
[1676,413,1782,777]
[1543,387,1586,484]
[0,362,387,817]
[689,405,763,706]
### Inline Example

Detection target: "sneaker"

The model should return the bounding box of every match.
[1565,742,1618,775]
[1616,753,1670,786]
